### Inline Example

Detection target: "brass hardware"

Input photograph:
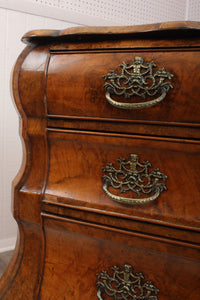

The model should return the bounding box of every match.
[103,56,173,109]
[102,154,167,205]
[97,264,159,300]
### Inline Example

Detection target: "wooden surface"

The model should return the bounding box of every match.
[46,51,199,123]
[0,22,199,299]
[40,214,200,300]
[45,130,200,230]
[21,21,200,44]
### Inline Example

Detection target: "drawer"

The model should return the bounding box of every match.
[39,214,200,300]
[46,50,200,124]
[44,129,200,231]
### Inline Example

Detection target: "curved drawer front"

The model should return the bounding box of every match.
[44,129,200,229]
[39,214,200,300]
[46,50,200,124]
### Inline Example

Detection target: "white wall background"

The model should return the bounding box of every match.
[0,0,200,252]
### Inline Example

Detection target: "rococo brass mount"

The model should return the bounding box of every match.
[96,264,159,300]
[102,154,167,205]
[103,56,173,109]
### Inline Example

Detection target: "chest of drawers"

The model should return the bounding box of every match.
[0,21,200,299]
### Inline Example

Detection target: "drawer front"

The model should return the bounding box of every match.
[44,129,200,229]
[46,50,200,124]
[39,214,200,300]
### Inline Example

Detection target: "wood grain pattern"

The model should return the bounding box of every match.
[21,21,200,44]
[45,129,200,230]
[40,214,200,300]
[46,50,200,123]
[0,22,199,299]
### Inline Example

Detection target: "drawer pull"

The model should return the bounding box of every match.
[102,154,167,205]
[103,56,173,109]
[97,264,159,299]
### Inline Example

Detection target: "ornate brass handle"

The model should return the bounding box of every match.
[97,264,159,300]
[103,56,173,109]
[102,154,167,205]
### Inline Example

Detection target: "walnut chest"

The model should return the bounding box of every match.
[0,22,200,300]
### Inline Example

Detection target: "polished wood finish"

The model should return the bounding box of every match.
[21,21,200,44]
[40,214,200,300]
[46,51,199,123]
[45,130,200,229]
[0,22,200,299]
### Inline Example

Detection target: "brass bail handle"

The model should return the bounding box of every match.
[102,154,167,205]
[103,56,173,109]
[103,181,161,205]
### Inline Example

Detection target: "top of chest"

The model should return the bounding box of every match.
[17,21,200,138]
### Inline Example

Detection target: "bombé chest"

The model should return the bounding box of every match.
[0,22,200,300]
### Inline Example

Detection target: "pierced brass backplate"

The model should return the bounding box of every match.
[102,154,167,205]
[103,56,173,109]
[97,264,159,299]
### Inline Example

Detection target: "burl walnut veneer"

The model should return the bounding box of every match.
[0,22,200,299]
